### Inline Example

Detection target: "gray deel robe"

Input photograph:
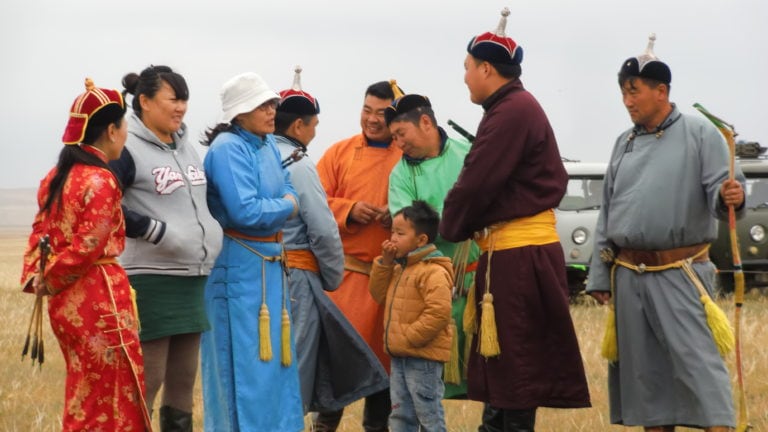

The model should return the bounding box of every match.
[586,105,744,428]
[276,135,388,413]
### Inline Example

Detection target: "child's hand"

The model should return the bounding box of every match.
[381,240,397,265]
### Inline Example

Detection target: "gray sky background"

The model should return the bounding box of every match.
[1,0,765,189]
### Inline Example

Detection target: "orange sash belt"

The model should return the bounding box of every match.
[94,257,118,265]
[285,249,320,273]
[224,228,283,243]
[344,254,372,276]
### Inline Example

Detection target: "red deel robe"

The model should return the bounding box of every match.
[316,134,402,372]
[20,145,151,431]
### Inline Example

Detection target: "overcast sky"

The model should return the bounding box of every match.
[0,0,765,189]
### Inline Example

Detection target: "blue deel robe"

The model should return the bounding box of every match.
[201,125,303,432]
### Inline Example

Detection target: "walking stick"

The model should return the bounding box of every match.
[693,103,751,431]
[22,235,50,367]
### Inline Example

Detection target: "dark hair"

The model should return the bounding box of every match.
[275,111,315,135]
[200,123,234,147]
[394,200,440,243]
[617,73,671,94]
[471,56,522,79]
[366,81,399,100]
[42,110,124,214]
[390,105,437,127]
[122,65,189,118]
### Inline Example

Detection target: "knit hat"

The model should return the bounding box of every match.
[220,72,280,123]
[384,94,432,126]
[467,7,523,66]
[277,66,320,116]
[62,78,126,145]
[619,33,672,85]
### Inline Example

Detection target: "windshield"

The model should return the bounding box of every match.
[745,176,768,208]
[558,176,604,211]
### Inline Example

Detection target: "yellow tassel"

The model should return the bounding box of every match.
[444,320,461,385]
[701,295,735,356]
[601,305,618,362]
[478,293,500,357]
[462,332,473,378]
[281,307,292,366]
[259,303,272,361]
[463,284,477,335]
[130,286,141,331]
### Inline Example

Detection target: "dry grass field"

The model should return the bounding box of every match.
[0,228,766,431]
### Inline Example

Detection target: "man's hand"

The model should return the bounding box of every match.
[720,179,744,208]
[589,291,611,305]
[284,194,299,219]
[379,207,392,229]
[350,201,386,225]
[380,240,397,266]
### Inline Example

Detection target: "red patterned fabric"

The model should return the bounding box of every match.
[20,145,151,431]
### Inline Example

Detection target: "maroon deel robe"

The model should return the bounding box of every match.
[440,79,591,410]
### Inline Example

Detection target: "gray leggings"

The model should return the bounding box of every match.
[141,332,201,412]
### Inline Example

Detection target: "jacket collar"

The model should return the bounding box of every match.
[128,110,188,150]
[233,125,271,149]
[396,244,441,267]
[481,78,524,112]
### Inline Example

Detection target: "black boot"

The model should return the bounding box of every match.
[502,408,536,432]
[313,410,343,432]
[362,388,391,432]
[478,404,504,432]
[159,405,192,432]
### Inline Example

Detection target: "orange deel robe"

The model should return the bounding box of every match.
[316,135,401,372]
[20,146,151,431]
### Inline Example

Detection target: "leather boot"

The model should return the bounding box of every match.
[313,410,343,432]
[362,388,391,432]
[478,404,504,432]
[159,405,192,432]
[502,408,536,432]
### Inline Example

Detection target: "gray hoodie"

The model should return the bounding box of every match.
[110,112,222,276]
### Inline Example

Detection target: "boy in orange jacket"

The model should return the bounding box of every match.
[369,200,453,432]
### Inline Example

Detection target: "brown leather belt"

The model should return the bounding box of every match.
[617,243,709,267]
[224,228,283,243]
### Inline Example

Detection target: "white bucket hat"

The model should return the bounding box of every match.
[220,72,280,123]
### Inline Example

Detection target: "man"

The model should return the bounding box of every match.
[439,8,591,431]
[384,92,480,399]
[586,34,744,432]
[315,80,403,432]
[274,67,388,416]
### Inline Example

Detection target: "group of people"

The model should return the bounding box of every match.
[20,7,743,432]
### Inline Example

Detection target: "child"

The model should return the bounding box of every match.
[369,200,453,432]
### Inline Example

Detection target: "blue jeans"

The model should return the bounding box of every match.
[389,356,446,432]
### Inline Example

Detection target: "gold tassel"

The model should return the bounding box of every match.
[130,286,141,331]
[443,320,461,385]
[463,284,477,335]
[701,294,735,356]
[462,332,473,379]
[259,303,272,361]
[281,306,292,366]
[601,305,618,362]
[478,293,500,357]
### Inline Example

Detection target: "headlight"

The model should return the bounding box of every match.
[572,228,588,245]
[749,224,765,242]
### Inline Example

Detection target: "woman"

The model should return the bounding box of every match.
[108,65,222,431]
[20,78,151,431]
[200,72,303,432]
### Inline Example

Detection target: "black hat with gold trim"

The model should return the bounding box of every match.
[384,80,431,126]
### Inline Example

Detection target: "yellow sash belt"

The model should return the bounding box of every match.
[474,209,560,252]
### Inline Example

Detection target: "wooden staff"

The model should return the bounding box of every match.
[693,103,751,431]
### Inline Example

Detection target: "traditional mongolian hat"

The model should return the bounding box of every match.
[619,33,672,85]
[384,94,432,126]
[277,66,320,116]
[62,78,126,145]
[467,7,523,66]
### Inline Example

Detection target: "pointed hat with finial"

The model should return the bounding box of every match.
[62,77,125,145]
[277,65,320,115]
[467,7,523,65]
[619,33,672,85]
